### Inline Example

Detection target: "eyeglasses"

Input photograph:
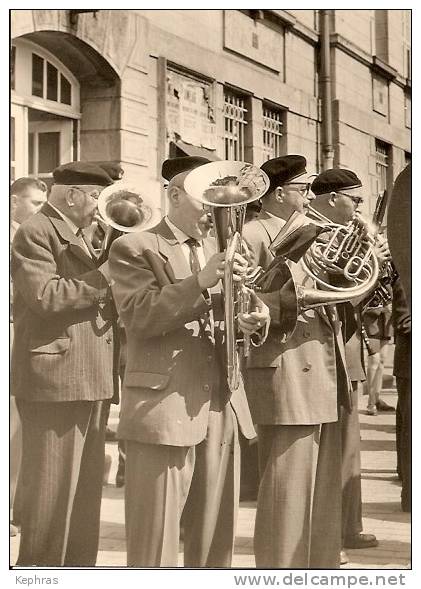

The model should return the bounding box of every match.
[283,182,312,197]
[336,191,364,206]
[71,186,101,200]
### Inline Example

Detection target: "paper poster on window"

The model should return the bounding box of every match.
[167,70,216,150]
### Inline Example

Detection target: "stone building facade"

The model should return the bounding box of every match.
[11,9,411,216]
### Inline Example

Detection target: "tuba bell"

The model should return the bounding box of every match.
[184,161,270,392]
[97,182,161,233]
[255,205,380,341]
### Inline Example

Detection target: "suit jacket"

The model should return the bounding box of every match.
[108,218,256,447]
[11,203,117,403]
[243,211,351,425]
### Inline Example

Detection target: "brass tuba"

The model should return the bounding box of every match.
[97,182,161,233]
[256,205,380,341]
[184,161,270,392]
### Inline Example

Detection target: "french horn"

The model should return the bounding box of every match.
[184,161,270,392]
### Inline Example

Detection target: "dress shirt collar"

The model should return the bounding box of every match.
[165,216,200,245]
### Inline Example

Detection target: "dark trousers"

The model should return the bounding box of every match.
[341,382,363,540]
[396,377,411,510]
[254,421,342,569]
[16,399,109,566]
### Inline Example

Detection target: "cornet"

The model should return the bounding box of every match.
[184,161,270,392]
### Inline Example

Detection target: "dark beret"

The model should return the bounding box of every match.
[261,155,307,193]
[89,161,124,181]
[53,162,113,186]
[311,168,362,195]
[162,156,211,182]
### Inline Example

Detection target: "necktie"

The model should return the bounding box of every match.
[76,228,95,259]
[185,238,211,334]
[185,238,202,275]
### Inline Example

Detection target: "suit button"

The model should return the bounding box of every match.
[203,384,210,392]
[303,330,311,338]
[207,355,213,362]
[303,362,312,372]
[106,336,112,344]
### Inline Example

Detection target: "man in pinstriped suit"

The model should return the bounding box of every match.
[11,162,118,566]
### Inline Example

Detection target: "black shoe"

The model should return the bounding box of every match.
[376,400,395,412]
[115,472,125,488]
[105,427,117,442]
[344,533,378,549]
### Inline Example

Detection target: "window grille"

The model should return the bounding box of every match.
[375,140,389,194]
[262,105,284,161]
[224,90,248,161]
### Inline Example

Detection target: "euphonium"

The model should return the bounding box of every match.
[184,161,270,392]
[256,205,379,341]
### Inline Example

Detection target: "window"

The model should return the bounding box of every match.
[11,45,16,91]
[223,89,249,161]
[404,94,411,129]
[31,52,73,105]
[372,74,388,117]
[402,10,411,79]
[10,117,15,181]
[375,140,389,194]
[262,105,284,161]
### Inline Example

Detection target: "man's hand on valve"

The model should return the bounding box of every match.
[374,234,392,267]
[198,251,248,290]
[238,289,270,336]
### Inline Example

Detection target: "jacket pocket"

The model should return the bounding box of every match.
[125,371,170,391]
[29,338,70,355]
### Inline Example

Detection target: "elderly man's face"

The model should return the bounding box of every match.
[333,187,364,224]
[280,177,316,216]
[68,185,103,228]
[12,187,47,224]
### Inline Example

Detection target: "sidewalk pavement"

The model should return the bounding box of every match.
[10,387,410,569]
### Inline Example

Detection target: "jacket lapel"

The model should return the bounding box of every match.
[154,218,191,281]
[42,203,97,269]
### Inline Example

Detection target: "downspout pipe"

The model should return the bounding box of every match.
[320,10,334,170]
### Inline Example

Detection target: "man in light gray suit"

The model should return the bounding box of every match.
[243,155,351,569]
[109,156,270,567]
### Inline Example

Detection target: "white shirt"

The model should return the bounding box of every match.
[48,203,92,257]
[165,216,206,269]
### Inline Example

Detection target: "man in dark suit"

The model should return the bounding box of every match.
[243,155,351,569]
[108,156,270,567]
[11,162,118,566]
[311,169,380,559]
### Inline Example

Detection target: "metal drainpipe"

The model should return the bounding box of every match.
[320,10,334,170]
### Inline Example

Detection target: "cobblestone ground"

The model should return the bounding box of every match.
[11,381,410,569]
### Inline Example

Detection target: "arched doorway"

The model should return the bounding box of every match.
[11,31,121,184]
[11,38,80,182]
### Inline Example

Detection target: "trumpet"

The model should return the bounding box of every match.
[184,161,270,392]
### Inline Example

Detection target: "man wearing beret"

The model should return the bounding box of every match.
[109,156,270,567]
[311,169,381,559]
[243,155,350,568]
[11,161,118,566]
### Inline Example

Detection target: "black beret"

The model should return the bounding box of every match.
[261,155,307,193]
[311,168,362,195]
[53,162,113,186]
[89,161,124,181]
[162,156,211,182]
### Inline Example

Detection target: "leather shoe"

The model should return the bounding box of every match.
[340,549,349,565]
[344,533,378,549]
[115,472,125,488]
[375,400,395,412]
